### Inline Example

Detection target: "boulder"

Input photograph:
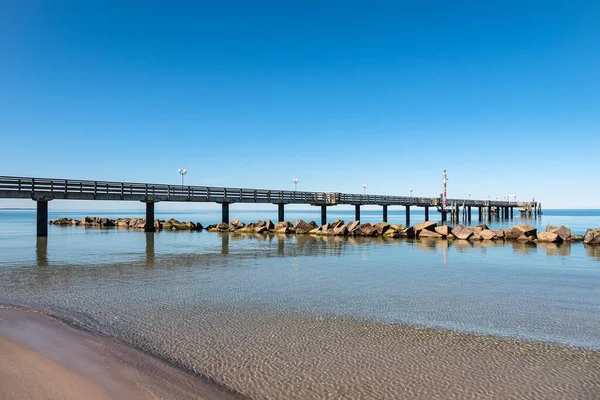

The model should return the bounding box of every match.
[414,221,437,234]
[569,235,584,242]
[584,228,600,245]
[333,226,348,236]
[537,231,562,243]
[513,224,537,237]
[358,223,377,237]
[117,220,130,227]
[274,222,289,231]
[383,229,400,238]
[470,226,484,234]
[309,227,321,235]
[230,220,245,229]
[346,221,361,233]
[419,229,442,238]
[477,224,489,230]
[401,227,415,238]
[295,220,313,233]
[434,225,451,237]
[275,226,290,234]
[330,219,345,229]
[479,230,497,240]
[447,233,456,240]
[469,233,482,241]
[100,218,114,227]
[493,230,505,239]
[452,225,473,240]
[390,224,405,231]
[265,220,275,230]
[216,222,229,231]
[255,226,268,234]
[374,222,390,235]
[195,222,204,230]
[548,225,572,241]
[255,220,266,228]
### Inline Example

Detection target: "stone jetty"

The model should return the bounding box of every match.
[49,216,600,245]
[49,217,203,231]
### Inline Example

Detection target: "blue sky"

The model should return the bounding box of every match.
[1,1,599,209]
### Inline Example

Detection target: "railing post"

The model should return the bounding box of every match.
[31,178,35,195]
[50,180,54,193]
[18,179,22,191]
[120,183,124,199]
[93,181,97,198]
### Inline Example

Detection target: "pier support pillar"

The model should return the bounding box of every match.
[405,206,410,227]
[277,203,285,222]
[355,205,360,222]
[441,210,447,224]
[382,205,388,223]
[36,200,49,237]
[478,207,483,221]
[510,207,514,218]
[468,206,472,222]
[145,201,155,232]
[487,206,492,220]
[424,206,429,221]
[221,203,230,224]
[321,205,327,226]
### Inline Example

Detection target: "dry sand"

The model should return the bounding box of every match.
[0,308,242,400]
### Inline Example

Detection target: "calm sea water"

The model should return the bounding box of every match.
[1,208,600,396]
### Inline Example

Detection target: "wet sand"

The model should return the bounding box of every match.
[0,308,242,400]
[2,307,600,399]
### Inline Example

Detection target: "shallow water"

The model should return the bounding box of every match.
[1,209,600,398]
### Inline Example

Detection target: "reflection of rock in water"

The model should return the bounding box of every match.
[220,233,229,255]
[145,233,155,267]
[585,244,600,261]
[36,237,48,268]
[471,240,505,250]
[512,241,537,255]
[538,242,572,257]
[450,240,473,253]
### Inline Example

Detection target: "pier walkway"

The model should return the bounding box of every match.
[0,176,540,236]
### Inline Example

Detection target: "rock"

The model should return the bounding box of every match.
[402,227,415,238]
[434,225,450,237]
[383,229,400,238]
[452,225,473,240]
[390,224,405,231]
[346,221,361,233]
[216,222,229,231]
[295,220,313,233]
[414,221,437,234]
[477,224,489,230]
[470,226,484,234]
[537,232,562,243]
[374,222,390,235]
[584,228,600,244]
[320,223,331,231]
[513,224,537,237]
[255,220,266,228]
[195,222,204,230]
[230,220,245,229]
[274,222,289,231]
[419,229,442,238]
[330,219,345,229]
[493,230,505,239]
[447,233,456,240]
[568,235,584,242]
[517,234,532,241]
[100,218,114,227]
[255,226,268,234]
[265,220,275,230]
[309,227,321,235]
[548,225,572,241]
[275,226,290,234]
[469,233,482,241]
[333,226,348,236]
[479,230,497,240]
[70,219,79,225]
[117,221,130,227]
[358,223,377,237]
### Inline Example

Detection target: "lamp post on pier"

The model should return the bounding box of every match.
[362,184,367,195]
[178,168,187,191]
[293,178,299,191]
[410,188,413,202]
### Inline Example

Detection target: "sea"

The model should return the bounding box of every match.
[1,207,599,398]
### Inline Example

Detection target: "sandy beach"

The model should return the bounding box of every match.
[2,307,600,399]
[0,308,242,400]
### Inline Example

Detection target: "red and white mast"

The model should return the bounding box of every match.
[442,170,448,211]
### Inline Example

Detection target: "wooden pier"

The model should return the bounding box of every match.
[0,176,541,236]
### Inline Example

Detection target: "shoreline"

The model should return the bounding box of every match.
[2,305,600,399]
[0,307,245,400]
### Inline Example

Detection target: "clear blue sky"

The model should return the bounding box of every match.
[1,1,599,209]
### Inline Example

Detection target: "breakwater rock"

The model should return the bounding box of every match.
[49,217,203,231]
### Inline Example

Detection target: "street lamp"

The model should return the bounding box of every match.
[178,168,187,191]
[410,188,413,200]
[293,178,299,191]
[362,184,367,195]
[468,193,471,202]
